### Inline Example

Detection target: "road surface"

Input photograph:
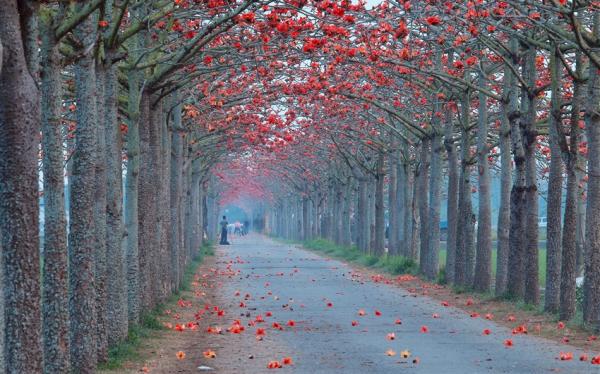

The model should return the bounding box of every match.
[213,234,593,373]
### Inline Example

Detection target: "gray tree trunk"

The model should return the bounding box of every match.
[545,49,563,314]
[559,53,583,321]
[523,44,540,305]
[374,152,385,255]
[444,108,459,284]
[418,138,430,272]
[0,2,43,372]
[40,14,69,373]
[427,132,443,280]
[410,164,421,261]
[583,12,600,328]
[388,152,399,255]
[474,76,493,292]
[495,97,512,296]
[357,178,369,252]
[103,55,128,345]
[507,37,527,299]
[170,108,184,292]
[94,60,109,363]
[69,14,98,371]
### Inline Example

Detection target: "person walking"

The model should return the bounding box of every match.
[220,215,230,245]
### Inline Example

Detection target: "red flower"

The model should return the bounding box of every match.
[374,310,382,316]
[351,320,359,326]
[483,329,491,335]
[504,339,513,347]
[420,325,429,333]
[426,16,441,26]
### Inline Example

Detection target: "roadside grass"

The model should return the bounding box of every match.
[98,242,214,371]
[303,238,418,275]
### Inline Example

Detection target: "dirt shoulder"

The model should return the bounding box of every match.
[99,248,289,374]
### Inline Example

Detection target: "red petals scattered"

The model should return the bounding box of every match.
[394,319,402,325]
[282,357,293,365]
[559,352,573,361]
[420,325,429,333]
[351,320,359,326]
[358,309,366,316]
[441,301,449,307]
[286,320,295,327]
[483,329,491,335]
[504,339,513,347]
[374,310,382,316]
[267,360,282,369]
[591,355,600,364]
[557,321,565,329]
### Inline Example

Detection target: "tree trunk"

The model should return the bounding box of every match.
[523,44,540,305]
[545,49,563,314]
[69,14,98,371]
[388,152,399,255]
[357,178,369,252]
[125,73,142,325]
[444,106,459,285]
[427,132,443,280]
[374,152,385,255]
[94,60,109,363]
[418,138,430,272]
[474,76,493,292]
[40,15,69,373]
[0,2,43,372]
[507,37,527,299]
[495,100,512,296]
[170,110,184,292]
[410,165,421,261]
[559,54,583,320]
[583,12,600,328]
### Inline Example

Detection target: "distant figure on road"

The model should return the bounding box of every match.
[234,221,242,236]
[220,216,230,245]
[243,220,250,235]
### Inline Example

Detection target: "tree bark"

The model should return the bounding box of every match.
[0,2,43,372]
[444,106,459,284]
[495,96,512,296]
[418,138,430,272]
[474,74,493,292]
[69,14,98,372]
[40,13,69,373]
[523,44,540,305]
[94,58,109,363]
[103,53,128,344]
[545,49,563,314]
[388,151,399,255]
[427,132,443,280]
[374,152,385,255]
[583,12,600,328]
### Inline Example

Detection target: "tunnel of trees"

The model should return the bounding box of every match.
[0,0,600,372]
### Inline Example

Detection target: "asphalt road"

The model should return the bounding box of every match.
[217,234,594,373]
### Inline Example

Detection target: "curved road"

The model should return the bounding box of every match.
[216,234,592,373]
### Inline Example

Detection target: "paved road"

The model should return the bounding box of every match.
[218,234,593,373]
